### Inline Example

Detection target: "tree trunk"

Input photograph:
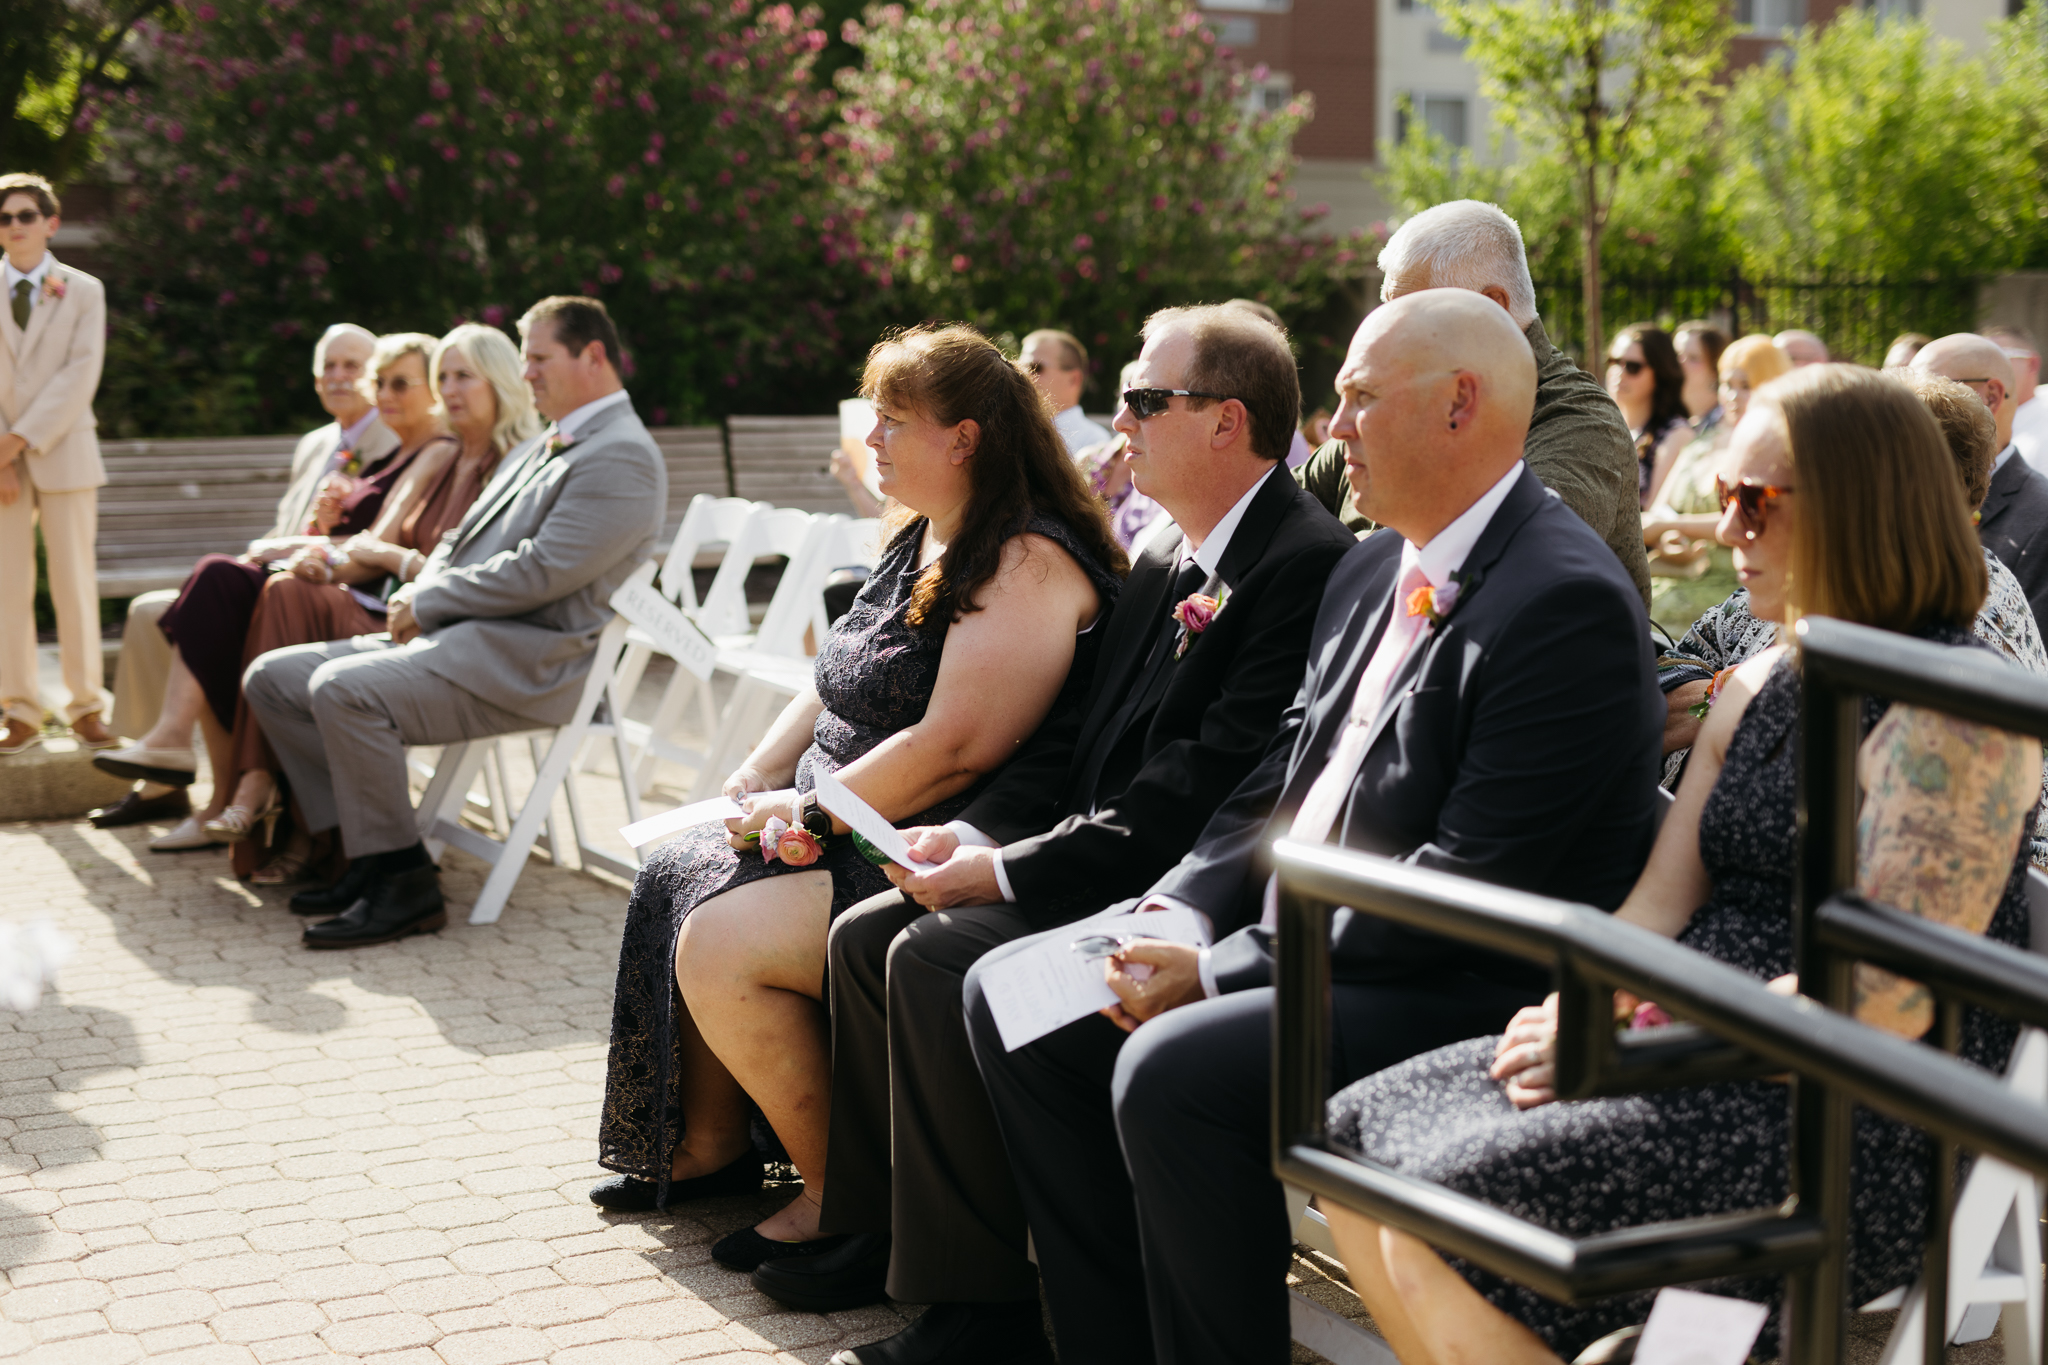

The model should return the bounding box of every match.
[1581,161,1603,369]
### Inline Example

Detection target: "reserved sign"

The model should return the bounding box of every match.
[610,577,719,682]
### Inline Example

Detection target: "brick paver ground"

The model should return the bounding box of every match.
[0,803,919,1364]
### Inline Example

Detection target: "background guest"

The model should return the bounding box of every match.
[1019,328,1109,454]
[1672,319,1727,430]
[1606,322,1689,509]
[215,323,539,883]
[0,173,111,757]
[94,323,396,831]
[1884,331,1930,370]
[1774,326,1829,365]
[1223,298,1315,467]
[1985,323,2048,471]
[92,332,444,851]
[1074,359,1169,550]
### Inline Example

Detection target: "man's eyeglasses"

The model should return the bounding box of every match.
[1715,476,1796,535]
[1122,387,1235,419]
[1024,361,1077,376]
[1607,358,1647,377]
[0,210,44,227]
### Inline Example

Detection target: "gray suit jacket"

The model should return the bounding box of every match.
[407,399,665,725]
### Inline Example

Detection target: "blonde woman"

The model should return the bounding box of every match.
[211,325,540,883]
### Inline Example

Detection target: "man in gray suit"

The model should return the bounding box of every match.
[245,296,665,947]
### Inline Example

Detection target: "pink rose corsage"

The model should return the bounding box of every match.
[755,816,824,866]
[1627,1001,1674,1030]
[1172,585,1228,659]
[42,275,65,303]
[544,432,576,457]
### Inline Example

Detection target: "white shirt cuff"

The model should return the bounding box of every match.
[1196,946,1220,999]
[942,821,1016,902]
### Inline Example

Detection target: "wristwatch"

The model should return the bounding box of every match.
[797,790,833,839]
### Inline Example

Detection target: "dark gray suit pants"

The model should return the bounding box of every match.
[821,889,1044,1304]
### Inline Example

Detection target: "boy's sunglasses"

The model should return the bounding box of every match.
[1715,476,1796,534]
[0,210,44,226]
[1122,387,1235,419]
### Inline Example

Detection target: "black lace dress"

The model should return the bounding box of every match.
[1328,632,2032,1360]
[598,513,1121,1193]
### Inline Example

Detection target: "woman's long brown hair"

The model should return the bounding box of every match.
[864,324,1128,629]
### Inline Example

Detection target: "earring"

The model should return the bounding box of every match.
[1449,420,1458,430]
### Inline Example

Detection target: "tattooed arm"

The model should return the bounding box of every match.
[1851,704,2040,1039]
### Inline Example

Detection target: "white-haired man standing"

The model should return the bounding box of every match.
[90,323,397,829]
[1293,200,1651,605]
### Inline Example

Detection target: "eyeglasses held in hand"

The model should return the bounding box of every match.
[1122,387,1236,419]
[1071,933,1135,962]
[1715,476,1795,536]
[1607,358,1647,377]
[0,210,44,227]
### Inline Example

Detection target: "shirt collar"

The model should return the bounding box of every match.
[1404,460,1525,588]
[554,388,632,440]
[337,408,378,449]
[3,253,51,290]
[1994,441,2018,476]
[1183,467,1270,579]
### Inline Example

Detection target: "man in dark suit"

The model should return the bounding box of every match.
[760,306,1355,1362]
[963,290,1665,1364]
[1913,332,2048,625]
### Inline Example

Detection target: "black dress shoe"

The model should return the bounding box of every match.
[753,1231,891,1311]
[290,858,378,915]
[88,788,192,829]
[828,1301,1052,1365]
[302,867,446,948]
[587,1149,765,1211]
[711,1226,850,1272]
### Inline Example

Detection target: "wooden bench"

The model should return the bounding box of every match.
[725,415,850,514]
[93,426,734,597]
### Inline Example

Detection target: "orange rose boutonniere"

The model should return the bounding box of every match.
[1404,576,1465,628]
[41,275,65,303]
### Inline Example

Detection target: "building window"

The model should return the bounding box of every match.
[1244,75,1293,114]
[1396,95,1469,147]
[1201,0,1288,13]
[1214,16,1259,44]
[1739,0,1807,32]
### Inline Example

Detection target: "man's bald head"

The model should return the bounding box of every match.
[1330,288,1537,545]
[1915,333,2017,450]
[1774,329,1828,366]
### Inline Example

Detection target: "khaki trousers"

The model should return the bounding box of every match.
[110,589,176,741]
[0,474,104,726]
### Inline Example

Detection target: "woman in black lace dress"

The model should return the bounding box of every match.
[593,325,1126,1267]
[1322,366,2040,1363]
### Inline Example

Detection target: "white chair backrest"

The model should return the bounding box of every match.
[831,517,887,571]
[697,505,817,637]
[753,514,846,658]
[660,495,763,612]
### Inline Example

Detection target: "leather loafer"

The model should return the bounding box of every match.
[827,1301,1052,1365]
[89,787,193,829]
[91,743,198,785]
[303,866,446,948]
[712,1226,850,1272]
[290,858,379,915]
[588,1148,765,1211]
[753,1231,891,1312]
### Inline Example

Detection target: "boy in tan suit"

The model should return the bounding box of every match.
[0,173,109,755]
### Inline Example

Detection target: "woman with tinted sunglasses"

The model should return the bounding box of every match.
[1605,323,1690,509]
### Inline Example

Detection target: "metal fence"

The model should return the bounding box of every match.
[1272,614,2048,1363]
[1533,275,1986,369]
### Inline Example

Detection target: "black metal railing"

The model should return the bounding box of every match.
[1272,614,2048,1364]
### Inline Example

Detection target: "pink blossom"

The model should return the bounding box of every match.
[951,253,971,272]
[1071,232,1092,251]
[606,174,627,196]
[481,305,506,325]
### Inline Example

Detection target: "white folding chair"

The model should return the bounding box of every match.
[414,561,655,925]
[606,494,763,729]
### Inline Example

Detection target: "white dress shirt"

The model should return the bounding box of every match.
[1055,404,1112,456]
[2,251,52,323]
[948,468,1275,902]
[553,388,632,441]
[2014,397,2048,474]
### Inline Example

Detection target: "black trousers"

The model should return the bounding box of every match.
[821,889,1046,1303]
[964,924,1544,1365]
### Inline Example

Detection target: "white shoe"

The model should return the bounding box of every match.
[149,816,227,852]
[93,743,199,785]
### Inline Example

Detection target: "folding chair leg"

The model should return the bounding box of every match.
[631,667,711,795]
[417,742,489,863]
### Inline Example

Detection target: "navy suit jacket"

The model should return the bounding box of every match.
[1149,465,1665,993]
[1979,450,2048,631]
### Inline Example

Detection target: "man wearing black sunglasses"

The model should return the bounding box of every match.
[769,305,1355,1363]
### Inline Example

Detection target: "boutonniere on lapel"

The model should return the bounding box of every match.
[544,431,576,457]
[1404,570,1474,630]
[1172,585,1228,659]
[40,275,65,304]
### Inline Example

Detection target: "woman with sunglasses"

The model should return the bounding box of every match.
[101,333,449,852]
[593,324,1126,1269]
[1320,363,2039,1365]
[1605,324,1689,509]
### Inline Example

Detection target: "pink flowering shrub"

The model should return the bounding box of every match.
[89,0,852,432]
[830,0,1369,382]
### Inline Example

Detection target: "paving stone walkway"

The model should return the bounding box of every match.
[0,811,916,1364]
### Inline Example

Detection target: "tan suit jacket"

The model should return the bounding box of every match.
[269,415,399,538]
[0,254,106,493]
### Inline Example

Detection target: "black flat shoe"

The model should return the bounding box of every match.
[711,1226,850,1273]
[302,867,446,948]
[88,787,192,829]
[588,1149,766,1212]
[290,857,378,915]
[828,1301,1052,1365]
[753,1231,891,1311]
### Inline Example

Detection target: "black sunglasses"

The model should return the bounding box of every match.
[0,209,43,227]
[1122,387,1235,419]
[1607,357,1646,377]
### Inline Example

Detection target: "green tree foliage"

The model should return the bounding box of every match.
[831,0,1368,388]
[92,0,850,434]
[1,0,167,179]
[1722,12,2040,280]
[1430,0,1732,360]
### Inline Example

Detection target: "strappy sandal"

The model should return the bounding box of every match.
[204,795,283,845]
[251,850,317,886]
